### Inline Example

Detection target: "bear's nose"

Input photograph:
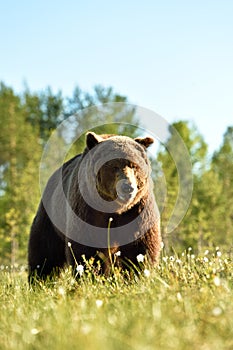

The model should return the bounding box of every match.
[121,181,134,194]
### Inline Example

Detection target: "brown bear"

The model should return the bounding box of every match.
[28,132,161,281]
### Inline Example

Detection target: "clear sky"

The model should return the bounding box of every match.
[0,0,233,155]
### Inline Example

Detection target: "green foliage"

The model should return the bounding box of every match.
[155,120,233,253]
[0,250,232,350]
[211,127,233,247]
[0,83,42,264]
[24,87,64,141]
[156,121,207,248]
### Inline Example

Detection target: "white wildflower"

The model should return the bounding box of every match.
[177,292,182,302]
[108,314,118,326]
[67,242,72,248]
[213,276,221,287]
[96,300,103,308]
[115,251,121,257]
[136,254,145,263]
[81,323,92,335]
[204,250,209,255]
[212,307,222,316]
[144,269,150,278]
[203,257,209,263]
[216,251,222,257]
[58,287,65,296]
[160,241,164,249]
[31,328,40,335]
[76,264,84,275]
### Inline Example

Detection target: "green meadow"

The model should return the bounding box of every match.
[1,249,232,350]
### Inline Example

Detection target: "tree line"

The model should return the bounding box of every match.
[0,82,232,264]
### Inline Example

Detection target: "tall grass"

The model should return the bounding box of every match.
[0,248,232,350]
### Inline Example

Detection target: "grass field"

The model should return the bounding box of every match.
[0,248,233,350]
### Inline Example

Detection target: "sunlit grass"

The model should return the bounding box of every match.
[0,248,232,350]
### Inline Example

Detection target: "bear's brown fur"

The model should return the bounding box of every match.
[28,132,161,281]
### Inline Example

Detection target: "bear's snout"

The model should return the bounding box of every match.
[116,178,137,201]
[121,181,135,194]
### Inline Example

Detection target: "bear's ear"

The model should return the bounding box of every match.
[86,132,103,150]
[135,137,154,149]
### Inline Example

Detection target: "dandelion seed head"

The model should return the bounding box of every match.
[177,292,182,302]
[115,251,121,257]
[144,269,150,278]
[136,254,145,263]
[212,307,222,316]
[96,299,103,308]
[76,265,84,275]
[213,276,221,287]
[81,323,92,335]
[58,287,65,296]
[108,314,118,326]
[31,328,40,335]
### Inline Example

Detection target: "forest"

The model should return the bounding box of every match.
[0,81,232,265]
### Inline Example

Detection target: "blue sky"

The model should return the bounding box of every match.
[0,0,233,154]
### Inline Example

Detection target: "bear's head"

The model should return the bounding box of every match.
[80,132,154,213]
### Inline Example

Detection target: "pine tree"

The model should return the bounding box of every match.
[0,83,41,264]
[155,121,208,251]
[211,127,233,249]
[24,87,64,142]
